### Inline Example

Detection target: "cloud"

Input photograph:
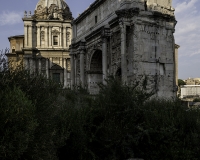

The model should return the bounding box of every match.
[0,11,22,26]
[175,0,197,14]
[171,0,200,78]
[174,0,200,58]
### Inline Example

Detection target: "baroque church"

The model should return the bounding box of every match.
[6,0,179,98]
[7,0,73,87]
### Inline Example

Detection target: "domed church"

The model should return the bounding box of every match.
[7,0,73,87]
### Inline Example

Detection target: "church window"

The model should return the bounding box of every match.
[12,46,15,53]
[95,16,98,24]
[53,36,58,45]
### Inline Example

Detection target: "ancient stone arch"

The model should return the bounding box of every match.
[89,50,102,73]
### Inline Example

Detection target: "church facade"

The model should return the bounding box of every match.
[6,0,179,98]
[70,0,179,98]
[7,0,73,87]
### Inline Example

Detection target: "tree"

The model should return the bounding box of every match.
[0,86,37,160]
[178,79,186,86]
[0,60,71,160]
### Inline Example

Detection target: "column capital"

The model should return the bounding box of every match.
[101,26,110,39]
[78,40,86,54]
[119,20,127,35]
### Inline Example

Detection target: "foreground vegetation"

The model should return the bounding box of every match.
[1,60,200,159]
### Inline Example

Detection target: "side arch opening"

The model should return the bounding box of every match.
[88,50,102,94]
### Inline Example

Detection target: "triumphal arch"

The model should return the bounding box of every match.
[70,0,178,98]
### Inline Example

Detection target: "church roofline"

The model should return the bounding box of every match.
[8,35,24,40]
[22,17,72,23]
[74,0,106,24]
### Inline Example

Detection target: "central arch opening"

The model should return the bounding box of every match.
[88,50,102,94]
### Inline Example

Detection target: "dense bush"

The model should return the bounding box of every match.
[58,78,200,160]
[0,86,36,160]
[1,59,200,159]
[0,61,71,159]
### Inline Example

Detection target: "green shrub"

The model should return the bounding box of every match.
[0,86,37,160]
[0,64,71,160]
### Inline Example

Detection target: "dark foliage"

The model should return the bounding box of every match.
[1,59,200,159]
[178,79,186,86]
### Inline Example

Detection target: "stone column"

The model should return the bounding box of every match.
[63,58,67,88]
[38,58,41,74]
[102,37,108,84]
[37,26,41,47]
[70,52,75,87]
[24,57,29,70]
[49,57,53,68]
[119,22,127,83]
[49,57,53,78]
[59,27,62,47]
[80,50,85,87]
[175,44,180,86]
[29,58,33,73]
[49,26,52,47]
[69,27,72,45]
[29,25,32,47]
[45,27,48,47]
[33,59,36,73]
[24,25,28,47]
[63,27,67,48]
[46,58,49,78]
[67,59,70,79]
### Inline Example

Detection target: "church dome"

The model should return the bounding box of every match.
[35,0,67,10]
[33,0,73,20]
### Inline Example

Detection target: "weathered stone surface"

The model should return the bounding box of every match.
[70,0,178,98]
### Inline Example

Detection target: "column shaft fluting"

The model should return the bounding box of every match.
[120,24,127,83]
[102,38,108,84]
[80,52,85,87]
